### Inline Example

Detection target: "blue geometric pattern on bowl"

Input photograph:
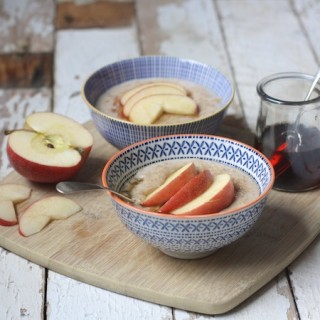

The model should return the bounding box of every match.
[104,135,274,259]
[83,56,234,149]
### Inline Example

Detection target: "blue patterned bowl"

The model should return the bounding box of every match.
[82,56,234,149]
[102,135,274,259]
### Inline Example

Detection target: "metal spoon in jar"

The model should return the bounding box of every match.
[56,181,135,203]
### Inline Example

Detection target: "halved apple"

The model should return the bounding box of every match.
[6,112,93,183]
[19,196,82,237]
[170,174,235,215]
[0,200,17,226]
[123,85,185,117]
[141,162,197,207]
[0,184,32,204]
[120,81,186,106]
[129,94,197,125]
[159,170,213,213]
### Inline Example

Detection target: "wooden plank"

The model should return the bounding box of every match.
[0,88,51,320]
[174,274,298,320]
[286,2,320,319]
[136,0,246,129]
[0,53,52,88]
[47,273,172,320]
[0,0,54,88]
[56,1,135,29]
[0,0,54,54]
[0,122,318,315]
[54,27,140,122]
[217,0,318,132]
[0,249,45,320]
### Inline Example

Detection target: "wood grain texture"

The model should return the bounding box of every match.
[0,122,318,315]
[217,0,318,132]
[0,53,53,88]
[56,1,135,29]
[136,0,246,129]
[0,0,55,54]
[54,27,140,122]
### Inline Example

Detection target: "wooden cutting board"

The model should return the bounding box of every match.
[1,122,319,315]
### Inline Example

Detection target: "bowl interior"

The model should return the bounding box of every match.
[83,56,233,112]
[104,135,274,212]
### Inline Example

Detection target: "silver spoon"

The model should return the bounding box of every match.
[56,181,135,203]
[304,68,320,100]
[292,67,320,147]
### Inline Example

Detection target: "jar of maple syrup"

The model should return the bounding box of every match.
[256,72,320,192]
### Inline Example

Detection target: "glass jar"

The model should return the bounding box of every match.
[255,72,320,192]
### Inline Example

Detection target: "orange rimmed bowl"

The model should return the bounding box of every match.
[102,134,275,259]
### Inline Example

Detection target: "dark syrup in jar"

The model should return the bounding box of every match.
[256,123,320,191]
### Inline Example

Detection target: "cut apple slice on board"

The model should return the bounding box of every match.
[0,200,18,226]
[7,112,93,183]
[142,162,197,207]
[129,94,197,125]
[0,184,32,203]
[123,85,185,117]
[170,174,235,215]
[121,82,187,105]
[159,170,214,213]
[19,196,82,237]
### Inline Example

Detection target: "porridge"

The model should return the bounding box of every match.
[96,78,221,125]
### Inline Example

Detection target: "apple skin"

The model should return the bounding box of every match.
[6,112,93,183]
[123,84,185,117]
[18,196,82,237]
[0,200,17,226]
[170,174,235,216]
[7,143,91,183]
[159,169,213,213]
[141,162,197,207]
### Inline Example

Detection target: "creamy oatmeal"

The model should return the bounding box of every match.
[122,159,260,213]
[96,78,221,124]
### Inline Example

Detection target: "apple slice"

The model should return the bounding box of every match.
[0,200,17,226]
[19,196,82,237]
[120,81,186,106]
[6,112,93,183]
[0,184,32,204]
[129,94,197,125]
[123,85,185,117]
[141,162,197,207]
[159,170,213,213]
[170,174,235,215]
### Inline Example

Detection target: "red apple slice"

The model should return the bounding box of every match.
[0,184,32,204]
[159,170,213,213]
[6,112,93,183]
[123,85,185,117]
[120,82,186,105]
[170,174,235,215]
[129,94,197,124]
[141,162,197,207]
[19,196,82,237]
[0,200,17,226]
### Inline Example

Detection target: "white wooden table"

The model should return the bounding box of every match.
[1,0,319,319]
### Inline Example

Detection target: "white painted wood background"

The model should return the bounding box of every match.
[1,0,319,319]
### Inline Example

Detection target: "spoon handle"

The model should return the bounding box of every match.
[304,68,320,100]
[56,181,103,193]
[56,181,135,203]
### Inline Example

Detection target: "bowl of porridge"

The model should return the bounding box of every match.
[82,56,234,149]
[102,134,275,259]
